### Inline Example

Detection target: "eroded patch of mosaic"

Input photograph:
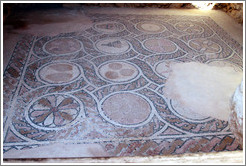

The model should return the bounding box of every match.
[101,92,152,126]
[144,38,177,54]
[38,62,81,84]
[136,22,165,33]
[44,37,82,55]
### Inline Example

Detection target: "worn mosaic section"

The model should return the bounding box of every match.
[3,14,243,158]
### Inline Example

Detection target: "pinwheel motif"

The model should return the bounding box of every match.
[28,95,80,128]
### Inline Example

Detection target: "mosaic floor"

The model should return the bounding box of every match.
[3,14,243,158]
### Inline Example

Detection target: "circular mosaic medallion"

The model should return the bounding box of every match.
[170,99,210,121]
[175,22,203,34]
[208,61,242,72]
[144,38,177,53]
[95,38,130,54]
[136,22,165,33]
[27,94,81,128]
[155,61,174,78]
[99,61,139,82]
[189,38,221,54]
[44,38,82,55]
[94,21,125,34]
[101,93,151,125]
[38,62,81,84]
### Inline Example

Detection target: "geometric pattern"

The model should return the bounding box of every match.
[3,14,243,158]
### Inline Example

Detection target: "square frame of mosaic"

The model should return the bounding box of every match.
[3,14,243,158]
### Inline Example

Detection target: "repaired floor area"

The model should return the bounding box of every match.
[3,7,243,160]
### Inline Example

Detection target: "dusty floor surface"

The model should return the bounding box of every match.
[2,6,244,163]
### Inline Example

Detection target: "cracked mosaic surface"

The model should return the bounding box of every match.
[3,14,243,158]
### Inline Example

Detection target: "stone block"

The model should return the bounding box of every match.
[229,80,243,147]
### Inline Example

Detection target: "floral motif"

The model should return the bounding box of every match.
[28,95,80,128]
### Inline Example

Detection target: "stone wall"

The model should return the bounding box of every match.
[80,3,195,9]
[3,3,243,24]
[214,3,243,24]
[81,3,243,24]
